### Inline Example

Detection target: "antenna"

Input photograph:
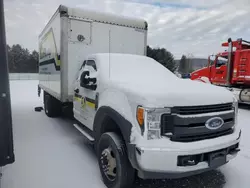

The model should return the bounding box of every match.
[109,29,111,78]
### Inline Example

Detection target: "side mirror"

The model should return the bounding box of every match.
[80,71,90,87]
[80,71,97,90]
[88,77,97,84]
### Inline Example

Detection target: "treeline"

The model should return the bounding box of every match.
[178,55,208,74]
[7,44,39,73]
[6,44,177,73]
[178,55,193,74]
[147,46,177,73]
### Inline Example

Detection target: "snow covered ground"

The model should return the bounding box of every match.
[1,80,250,188]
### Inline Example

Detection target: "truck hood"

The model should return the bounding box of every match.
[112,79,234,107]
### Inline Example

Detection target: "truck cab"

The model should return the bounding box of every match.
[198,53,230,85]
[191,38,250,87]
[72,53,241,188]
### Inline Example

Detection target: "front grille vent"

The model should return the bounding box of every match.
[173,103,233,115]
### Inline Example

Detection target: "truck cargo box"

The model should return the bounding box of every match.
[38,5,148,103]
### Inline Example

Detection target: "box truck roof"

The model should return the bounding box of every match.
[66,6,147,29]
[39,5,147,37]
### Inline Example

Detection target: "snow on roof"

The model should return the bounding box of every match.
[88,53,177,82]
[89,53,167,75]
[64,5,147,30]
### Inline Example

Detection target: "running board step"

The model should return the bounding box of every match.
[73,124,95,142]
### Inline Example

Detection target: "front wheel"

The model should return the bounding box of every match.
[97,132,135,188]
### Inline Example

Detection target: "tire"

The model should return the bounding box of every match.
[97,132,135,188]
[44,92,61,118]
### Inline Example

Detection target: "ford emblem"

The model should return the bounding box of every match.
[205,117,224,130]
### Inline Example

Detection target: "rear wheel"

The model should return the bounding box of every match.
[44,92,61,117]
[97,132,135,188]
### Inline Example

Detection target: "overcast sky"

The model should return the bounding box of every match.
[4,0,250,59]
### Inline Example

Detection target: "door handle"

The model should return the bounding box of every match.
[74,88,79,93]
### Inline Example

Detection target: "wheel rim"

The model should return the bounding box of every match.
[100,147,117,181]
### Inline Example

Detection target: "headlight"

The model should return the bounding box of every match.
[137,106,171,140]
[233,97,238,126]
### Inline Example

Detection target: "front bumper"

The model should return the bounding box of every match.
[128,128,241,179]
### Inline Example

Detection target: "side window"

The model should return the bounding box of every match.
[86,60,97,71]
[216,56,228,68]
[80,60,87,70]
[209,55,215,66]
[77,60,86,81]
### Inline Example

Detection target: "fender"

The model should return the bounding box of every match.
[93,106,133,144]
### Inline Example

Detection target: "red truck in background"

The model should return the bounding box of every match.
[191,38,250,103]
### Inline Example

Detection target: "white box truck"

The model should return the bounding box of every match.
[38,5,241,188]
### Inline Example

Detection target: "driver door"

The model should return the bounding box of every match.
[208,55,216,82]
[212,56,228,85]
[73,60,87,124]
[79,59,98,130]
